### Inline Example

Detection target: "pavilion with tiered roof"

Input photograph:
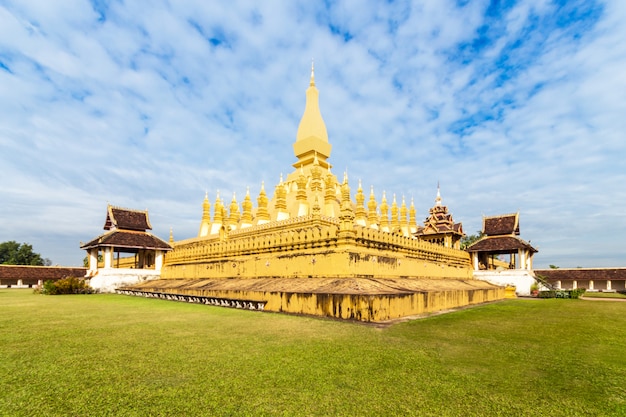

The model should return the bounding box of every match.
[80,205,171,292]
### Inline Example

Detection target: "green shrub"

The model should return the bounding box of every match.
[538,288,586,299]
[40,277,95,295]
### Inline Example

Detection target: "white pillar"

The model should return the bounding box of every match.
[518,249,526,270]
[104,247,113,268]
[556,280,561,289]
[155,251,164,272]
[472,253,479,270]
[589,280,594,290]
[607,280,612,291]
[573,280,577,289]
[89,249,98,272]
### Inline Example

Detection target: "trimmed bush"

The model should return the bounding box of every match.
[40,277,95,295]
[538,288,586,299]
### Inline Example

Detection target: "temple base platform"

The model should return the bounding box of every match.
[117,277,505,322]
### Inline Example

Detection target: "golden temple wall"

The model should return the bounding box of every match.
[268,288,503,321]
[162,217,473,280]
[120,281,503,322]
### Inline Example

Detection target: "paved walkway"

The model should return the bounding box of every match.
[580,296,626,302]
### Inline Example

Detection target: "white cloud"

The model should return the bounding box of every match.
[0,0,624,268]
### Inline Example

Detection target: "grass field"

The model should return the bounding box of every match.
[1,290,625,416]
[582,291,626,299]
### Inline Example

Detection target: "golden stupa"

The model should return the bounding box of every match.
[120,65,503,322]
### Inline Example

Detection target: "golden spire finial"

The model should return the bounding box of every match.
[436,182,442,206]
[241,186,253,224]
[310,59,315,86]
[294,64,330,169]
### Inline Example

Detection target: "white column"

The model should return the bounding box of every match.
[573,280,577,289]
[589,280,594,290]
[556,280,561,289]
[104,247,113,268]
[607,280,612,291]
[89,249,98,271]
[472,253,479,270]
[518,249,526,270]
[155,251,164,272]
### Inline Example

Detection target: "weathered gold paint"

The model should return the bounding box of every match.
[125,277,503,322]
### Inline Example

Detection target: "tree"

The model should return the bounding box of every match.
[460,231,485,250]
[0,241,51,266]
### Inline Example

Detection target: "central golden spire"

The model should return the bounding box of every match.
[293,61,332,170]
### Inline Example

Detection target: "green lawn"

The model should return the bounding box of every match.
[583,291,626,299]
[1,290,625,416]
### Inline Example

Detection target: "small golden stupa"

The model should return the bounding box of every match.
[120,64,503,322]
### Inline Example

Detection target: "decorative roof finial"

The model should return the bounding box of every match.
[310,59,315,86]
[436,182,442,206]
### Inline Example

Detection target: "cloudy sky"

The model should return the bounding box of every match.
[1,0,624,268]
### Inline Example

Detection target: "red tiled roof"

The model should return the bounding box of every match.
[535,268,626,281]
[81,230,172,251]
[483,213,519,236]
[0,265,87,280]
[466,236,536,253]
[104,205,152,231]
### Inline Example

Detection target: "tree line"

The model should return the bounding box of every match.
[0,241,51,266]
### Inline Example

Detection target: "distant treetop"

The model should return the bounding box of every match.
[0,241,51,266]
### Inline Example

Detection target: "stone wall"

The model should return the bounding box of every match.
[118,277,504,322]
[0,265,87,288]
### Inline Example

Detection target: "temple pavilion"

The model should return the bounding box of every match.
[119,65,504,321]
[466,213,536,271]
[80,205,172,292]
[467,213,538,296]
[414,186,464,249]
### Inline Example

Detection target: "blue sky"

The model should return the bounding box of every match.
[1,0,624,268]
